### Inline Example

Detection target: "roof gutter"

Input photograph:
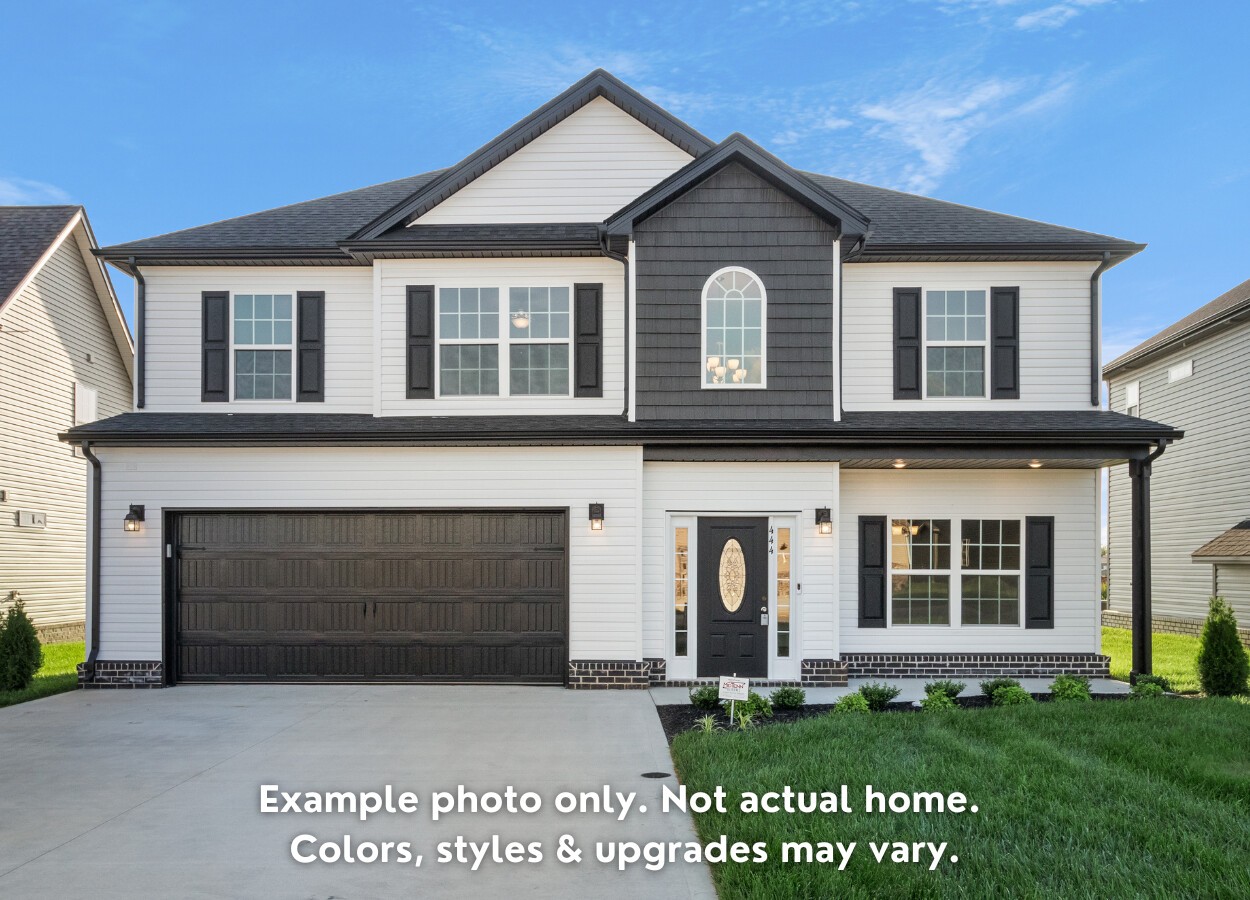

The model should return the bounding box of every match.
[79,442,102,683]
[1090,251,1113,407]
[598,228,631,417]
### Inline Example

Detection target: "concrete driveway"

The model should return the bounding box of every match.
[0,686,716,900]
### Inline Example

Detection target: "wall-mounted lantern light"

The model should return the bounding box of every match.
[589,503,605,531]
[815,507,832,535]
[123,504,145,533]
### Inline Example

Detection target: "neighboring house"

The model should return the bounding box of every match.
[0,206,133,642]
[65,71,1179,689]
[1105,278,1250,641]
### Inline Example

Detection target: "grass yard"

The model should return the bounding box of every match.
[670,699,1250,899]
[1102,625,1202,693]
[0,641,83,709]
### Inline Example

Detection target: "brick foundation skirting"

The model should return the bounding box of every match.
[801,658,849,687]
[1102,609,1250,647]
[842,653,1110,678]
[644,658,667,687]
[567,659,650,690]
[36,621,85,644]
[77,661,164,688]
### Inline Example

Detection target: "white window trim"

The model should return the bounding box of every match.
[229,290,296,402]
[433,283,575,400]
[886,515,1025,629]
[921,286,991,401]
[700,266,768,390]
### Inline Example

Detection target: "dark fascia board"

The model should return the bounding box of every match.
[852,243,1145,263]
[604,133,871,238]
[349,70,716,242]
[1103,299,1250,378]
[95,246,351,264]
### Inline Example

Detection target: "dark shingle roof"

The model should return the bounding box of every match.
[0,206,80,306]
[1192,519,1250,559]
[64,409,1180,446]
[1104,277,1250,376]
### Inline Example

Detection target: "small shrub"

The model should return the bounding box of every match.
[691,714,722,734]
[770,686,806,709]
[1134,673,1172,692]
[735,711,756,731]
[858,681,901,711]
[1197,596,1249,697]
[689,684,720,710]
[0,601,43,692]
[924,679,966,700]
[1130,681,1165,700]
[979,676,1021,698]
[1049,674,1092,703]
[993,685,1035,706]
[920,691,958,712]
[722,690,773,719]
[831,692,871,714]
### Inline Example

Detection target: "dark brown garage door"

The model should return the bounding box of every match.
[172,511,567,684]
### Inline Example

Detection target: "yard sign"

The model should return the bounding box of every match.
[719,675,749,720]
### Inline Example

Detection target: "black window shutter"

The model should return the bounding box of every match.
[1025,516,1055,629]
[990,286,1020,399]
[406,285,435,399]
[201,291,229,402]
[893,288,922,399]
[858,515,888,628]
[296,291,325,402]
[574,282,603,398]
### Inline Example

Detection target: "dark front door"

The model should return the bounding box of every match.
[697,517,769,678]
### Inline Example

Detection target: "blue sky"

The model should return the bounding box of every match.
[3,1,1247,363]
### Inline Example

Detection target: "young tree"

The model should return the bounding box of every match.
[1197,596,1249,697]
[0,600,43,691]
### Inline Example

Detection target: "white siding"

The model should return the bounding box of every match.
[0,228,131,628]
[378,257,624,415]
[142,266,374,413]
[842,261,1098,410]
[414,97,693,225]
[840,469,1099,653]
[1107,320,1250,625]
[94,446,642,662]
[641,462,839,670]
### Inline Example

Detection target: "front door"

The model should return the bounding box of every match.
[697,517,769,678]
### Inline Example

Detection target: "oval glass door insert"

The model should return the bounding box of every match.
[719,538,747,612]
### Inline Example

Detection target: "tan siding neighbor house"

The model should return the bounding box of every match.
[0,206,132,641]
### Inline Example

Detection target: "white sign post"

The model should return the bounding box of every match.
[719,674,749,721]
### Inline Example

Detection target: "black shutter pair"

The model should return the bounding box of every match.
[404,283,604,399]
[857,515,1054,628]
[892,286,1020,399]
[201,291,324,402]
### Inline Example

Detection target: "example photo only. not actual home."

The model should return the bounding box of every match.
[64,70,1181,691]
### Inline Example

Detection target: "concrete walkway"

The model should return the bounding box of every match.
[0,686,715,900]
[650,676,1132,705]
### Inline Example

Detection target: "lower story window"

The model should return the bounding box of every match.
[890,519,951,625]
[674,527,689,656]
[960,519,1021,625]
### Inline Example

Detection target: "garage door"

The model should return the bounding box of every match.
[172,511,567,684]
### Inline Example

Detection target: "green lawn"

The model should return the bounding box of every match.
[0,641,83,709]
[671,699,1250,899]
[1102,626,1201,693]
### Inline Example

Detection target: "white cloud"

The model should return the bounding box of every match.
[1015,0,1113,30]
[932,0,1120,30]
[0,177,72,205]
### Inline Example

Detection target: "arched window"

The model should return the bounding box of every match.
[702,267,766,388]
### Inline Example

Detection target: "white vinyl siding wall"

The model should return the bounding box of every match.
[141,267,373,412]
[842,261,1098,410]
[840,469,1099,653]
[641,462,839,664]
[93,446,642,662]
[377,257,624,415]
[0,230,131,628]
[414,97,693,225]
[1107,320,1250,625]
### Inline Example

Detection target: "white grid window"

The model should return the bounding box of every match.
[439,288,500,396]
[890,519,952,625]
[703,267,765,387]
[509,287,571,396]
[960,519,1022,626]
[925,290,987,398]
[233,293,293,400]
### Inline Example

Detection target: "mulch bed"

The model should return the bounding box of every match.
[657,692,1131,742]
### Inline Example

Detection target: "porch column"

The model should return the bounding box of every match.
[1129,456,1152,680]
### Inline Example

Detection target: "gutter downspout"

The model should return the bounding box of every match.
[80,441,102,683]
[1090,251,1113,407]
[599,229,630,418]
[129,257,146,409]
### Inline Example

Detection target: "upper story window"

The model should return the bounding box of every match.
[925,290,986,398]
[1167,359,1193,383]
[437,286,571,397]
[703,267,765,388]
[233,294,293,400]
[1125,380,1140,416]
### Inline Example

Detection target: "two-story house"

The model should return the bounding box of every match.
[66,71,1179,688]
[1106,278,1250,643]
